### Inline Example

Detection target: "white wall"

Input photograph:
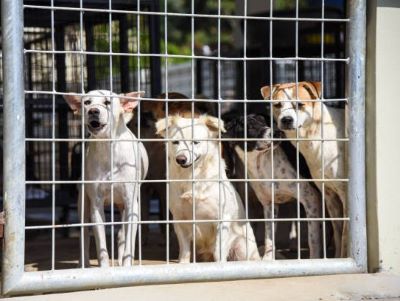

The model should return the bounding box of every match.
[367,0,400,273]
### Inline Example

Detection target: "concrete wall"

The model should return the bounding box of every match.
[366,0,400,273]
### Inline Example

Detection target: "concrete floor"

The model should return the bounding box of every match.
[3,273,400,301]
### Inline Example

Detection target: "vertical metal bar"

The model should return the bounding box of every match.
[217,0,223,261]
[26,50,35,181]
[190,0,196,263]
[55,26,70,238]
[149,0,162,97]
[108,0,115,267]
[347,0,367,271]
[119,15,130,92]
[85,22,96,91]
[295,0,301,260]
[55,27,69,180]
[269,0,275,261]
[50,0,56,270]
[243,0,249,260]
[163,0,170,264]
[1,0,25,294]
[320,0,327,259]
[136,17,143,267]
[136,0,142,265]
[79,0,86,269]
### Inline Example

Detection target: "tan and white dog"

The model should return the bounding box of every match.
[64,90,148,267]
[156,115,260,262]
[261,82,347,257]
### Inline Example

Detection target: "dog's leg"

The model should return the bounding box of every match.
[301,184,322,259]
[90,201,109,267]
[214,220,231,262]
[140,186,151,246]
[243,222,261,260]
[78,188,91,267]
[289,221,297,240]
[174,223,191,263]
[229,222,260,261]
[123,195,139,267]
[337,190,348,258]
[117,205,126,267]
[325,190,343,258]
[262,204,274,260]
[117,223,125,266]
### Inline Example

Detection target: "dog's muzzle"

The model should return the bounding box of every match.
[280,116,295,130]
[86,107,108,133]
[175,154,200,168]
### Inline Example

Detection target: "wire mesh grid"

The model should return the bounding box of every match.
[1,0,367,296]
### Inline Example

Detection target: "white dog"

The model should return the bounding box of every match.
[156,115,260,262]
[261,82,346,257]
[64,90,148,267]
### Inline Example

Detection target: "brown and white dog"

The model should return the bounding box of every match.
[261,82,347,258]
[156,115,260,262]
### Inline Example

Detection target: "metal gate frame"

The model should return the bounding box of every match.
[1,0,367,296]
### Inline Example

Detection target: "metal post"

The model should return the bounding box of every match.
[149,0,162,97]
[1,0,25,295]
[347,0,367,271]
[85,21,96,91]
[55,26,69,181]
[119,15,130,93]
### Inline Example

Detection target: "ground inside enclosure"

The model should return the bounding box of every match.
[3,274,400,301]
[19,200,335,271]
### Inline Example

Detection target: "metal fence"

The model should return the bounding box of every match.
[1,0,366,296]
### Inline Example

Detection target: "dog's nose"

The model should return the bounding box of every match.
[88,108,100,116]
[176,155,187,165]
[281,116,293,126]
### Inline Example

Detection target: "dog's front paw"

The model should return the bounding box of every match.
[180,192,193,203]
[262,253,273,261]
[178,256,191,264]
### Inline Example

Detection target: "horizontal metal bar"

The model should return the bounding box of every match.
[25,217,351,230]
[24,90,350,103]
[24,49,350,63]
[25,137,350,142]
[6,259,361,296]
[25,178,349,184]
[23,5,350,23]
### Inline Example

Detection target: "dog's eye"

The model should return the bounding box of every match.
[273,103,282,108]
[172,141,179,145]
[84,100,91,106]
[297,102,305,108]
[193,141,200,145]
[104,100,111,106]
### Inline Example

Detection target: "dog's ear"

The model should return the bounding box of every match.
[155,117,173,137]
[260,84,279,99]
[63,94,81,114]
[301,82,322,99]
[120,91,145,113]
[202,116,226,133]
